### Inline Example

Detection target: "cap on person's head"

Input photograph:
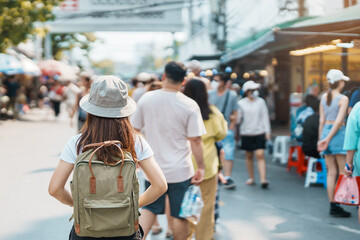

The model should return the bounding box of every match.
[231,83,240,90]
[199,71,206,77]
[326,69,349,84]
[242,80,260,93]
[187,60,201,72]
[80,71,91,78]
[230,73,237,79]
[212,69,218,75]
[205,69,213,77]
[79,75,136,118]
[137,72,151,82]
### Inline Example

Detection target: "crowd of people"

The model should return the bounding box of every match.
[49,60,274,240]
[47,60,360,240]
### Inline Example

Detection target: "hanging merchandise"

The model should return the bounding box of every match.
[38,59,77,81]
[19,55,41,76]
[0,53,23,75]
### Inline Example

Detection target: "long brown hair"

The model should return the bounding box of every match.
[183,79,212,120]
[327,82,340,106]
[76,114,138,164]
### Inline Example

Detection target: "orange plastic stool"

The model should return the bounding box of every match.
[287,146,308,176]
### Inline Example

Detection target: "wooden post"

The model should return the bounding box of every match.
[342,48,348,76]
[298,0,305,17]
[344,0,350,8]
[319,53,324,92]
[351,0,357,5]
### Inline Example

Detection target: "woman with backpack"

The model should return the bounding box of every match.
[49,75,167,240]
[317,69,351,217]
[183,79,228,240]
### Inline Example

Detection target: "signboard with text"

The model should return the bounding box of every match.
[50,0,184,33]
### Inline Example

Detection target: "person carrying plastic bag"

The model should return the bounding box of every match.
[343,101,360,223]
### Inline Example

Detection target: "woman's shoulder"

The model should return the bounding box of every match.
[340,93,349,101]
[256,97,266,104]
[209,104,223,117]
[66,133,81,146]
[209,105,226,122]
[238,97,248,105]
[133,134,154,161]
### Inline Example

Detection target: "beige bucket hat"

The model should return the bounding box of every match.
[80,75,136,118]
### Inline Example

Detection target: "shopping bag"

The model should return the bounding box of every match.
[334,174,360,206]
[179,185,204,224]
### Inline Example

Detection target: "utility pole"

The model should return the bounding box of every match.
[298,0,305,17]
[344,0,357,8]
[217,0,227,51]
[189,0,194,36]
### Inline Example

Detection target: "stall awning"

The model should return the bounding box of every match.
[189,54,221,61]
[220,17,313,64]
[221,4,360,64]
[290,4,360,29]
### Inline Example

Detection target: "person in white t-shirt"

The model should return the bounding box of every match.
[48,75,167,239]
[237,80,271,189]
[131,61,206,240]
[132,72,152,102]
[63,79,81,126]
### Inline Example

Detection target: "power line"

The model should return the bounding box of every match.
[56,1,185,20]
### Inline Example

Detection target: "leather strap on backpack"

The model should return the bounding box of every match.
[85,141,126,194]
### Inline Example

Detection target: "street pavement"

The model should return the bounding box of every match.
[1,108,360,240]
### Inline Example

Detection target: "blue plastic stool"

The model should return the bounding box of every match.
[304,158,327,189]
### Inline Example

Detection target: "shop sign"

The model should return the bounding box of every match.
[50,0,184,33]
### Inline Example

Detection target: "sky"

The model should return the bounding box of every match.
[86,0,346,65]
[88,32,185,64]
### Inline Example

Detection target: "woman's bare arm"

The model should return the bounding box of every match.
[138,156,167,208]
[48,160,74,207]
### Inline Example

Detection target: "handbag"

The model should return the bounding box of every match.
[334,174,360,206]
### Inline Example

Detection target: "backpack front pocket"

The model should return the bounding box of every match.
[83,198,131,231]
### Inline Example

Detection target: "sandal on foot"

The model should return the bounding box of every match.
[151,225,163,235]
[245,178,255,185]
[261,181,269,189]
[166,229,173,238]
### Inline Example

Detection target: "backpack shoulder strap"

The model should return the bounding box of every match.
[83,140,126,194]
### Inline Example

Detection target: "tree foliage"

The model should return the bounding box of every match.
[0,0,61,53]
[92,59,115,75]
[51,33,99,60]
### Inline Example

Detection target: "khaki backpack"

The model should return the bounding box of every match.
[70,140,140,238]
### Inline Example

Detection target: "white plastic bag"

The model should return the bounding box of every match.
[179,185,204,224]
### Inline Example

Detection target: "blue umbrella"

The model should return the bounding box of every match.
[0,53,24,75]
